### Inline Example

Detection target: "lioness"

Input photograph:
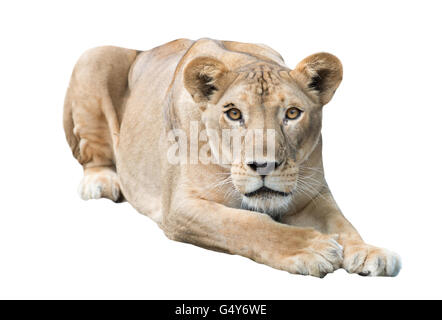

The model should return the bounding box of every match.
[63,38,401,277]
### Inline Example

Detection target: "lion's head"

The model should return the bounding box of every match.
[183,53,342,215]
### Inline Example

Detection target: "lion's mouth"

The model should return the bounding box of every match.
[244,186,292,198]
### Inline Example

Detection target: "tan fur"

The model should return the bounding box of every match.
[63,38,401,277]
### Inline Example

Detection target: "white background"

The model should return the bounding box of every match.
[0,0,441,299]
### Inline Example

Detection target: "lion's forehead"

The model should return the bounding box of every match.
[235,80,291,108]
[227,65,293,106]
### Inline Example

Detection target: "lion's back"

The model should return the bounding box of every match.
[128,38,285,88]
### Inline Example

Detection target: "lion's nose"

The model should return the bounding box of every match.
[247,161,281,176]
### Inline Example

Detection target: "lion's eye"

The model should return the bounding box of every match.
[285,107,302,120]
[225,108,242,121]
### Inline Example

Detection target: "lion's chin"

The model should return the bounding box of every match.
[241,188,293,219]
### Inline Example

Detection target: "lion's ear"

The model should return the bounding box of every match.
[184,56,230,103]
[290,53,343,105]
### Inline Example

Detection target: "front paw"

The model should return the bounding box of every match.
[284,234,344,278]
[343,244,401,277]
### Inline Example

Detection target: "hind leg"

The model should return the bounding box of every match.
[70,94,123,202]
[63,46,139,202]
